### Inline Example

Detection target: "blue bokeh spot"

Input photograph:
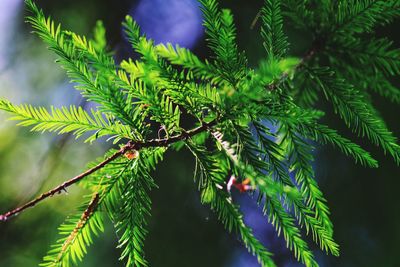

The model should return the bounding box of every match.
[131,0,204,49]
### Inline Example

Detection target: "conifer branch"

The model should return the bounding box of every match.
[40,192,105,266]
[56,193,100,263]
[1,0,400,265]
[0,146,123,222]
[0,120,217,222]
[261,0,289,60]
[0,99,135,143]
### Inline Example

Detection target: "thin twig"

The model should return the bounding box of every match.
[0,120,217,222]
[0,148,123,222]
[250,10,262,30]
[23,98,87,205]
[58,193,99,259]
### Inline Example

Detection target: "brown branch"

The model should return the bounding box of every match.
[0,147,124,222]
[0,119,217,222]
[58,193,99,261]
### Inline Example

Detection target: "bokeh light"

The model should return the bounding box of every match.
[131,0,204,49]
[0,0,22,71]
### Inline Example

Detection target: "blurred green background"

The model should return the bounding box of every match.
[0,1,399,266]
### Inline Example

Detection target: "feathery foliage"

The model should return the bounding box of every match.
[261,0,289,60]
[111,151,161,267]
[0,0,400,266]
[40,194,104,267]
[0,99,135,143]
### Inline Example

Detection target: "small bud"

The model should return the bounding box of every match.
[125,150,139,160]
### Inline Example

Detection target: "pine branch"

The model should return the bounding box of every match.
[280,123,339,256]
[191,132,320,266]
[262,196,318,267]
[332,37,400,76]
[252,121,294,186]
[208,122,320,265]
[25,0,134,126]
[232,122,338,261]
[0,145,124,222]
[155,43,217,81]
[75,149,164,267]
[39,152,157,267]
[2,1,400,266]
[122,15,141,49]
[186,142,276,267]
[251,132,339,256]
[199,0,247,85]
[121,19,221,129]
[297,122,379,168]
[329,59,400,105]
[333,0,388,35]
[0,99,135,143]
[113,161,155,267]
[0,120,216,222]
[40,193,103,267]
[310,67,400,164]
[261,0,289,60]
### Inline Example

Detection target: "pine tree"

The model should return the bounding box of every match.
[0,0,399,266]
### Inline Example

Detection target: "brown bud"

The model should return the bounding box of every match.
[124,150,139,160]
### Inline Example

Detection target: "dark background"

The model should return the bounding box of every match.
[0,0,399,266]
